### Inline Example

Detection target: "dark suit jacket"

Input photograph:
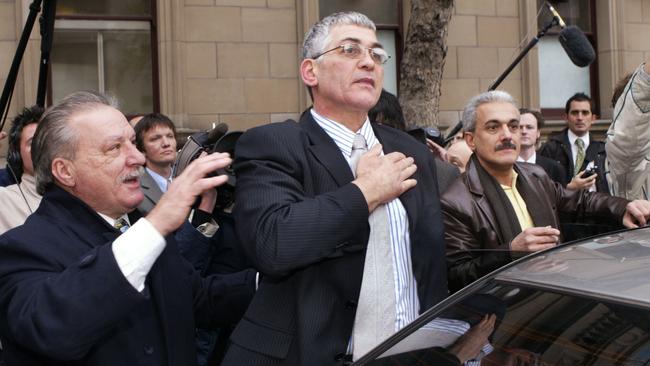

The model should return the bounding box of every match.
[138,169,164,214]
[223,110,448,366]
[0,186,255,366]
[441,160,628,292]
[538,128,609,193]
[435,159,460,194]
[535,155,568,186]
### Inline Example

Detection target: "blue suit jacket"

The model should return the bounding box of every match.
[223,110,448,366]
[0,186,255,366]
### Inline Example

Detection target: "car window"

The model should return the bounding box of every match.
[363,282,650,365]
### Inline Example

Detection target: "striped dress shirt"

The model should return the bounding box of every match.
[311,109,420,332]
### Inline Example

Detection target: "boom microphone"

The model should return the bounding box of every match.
[558,25,595,67]
[205,122,229,145]
[545,2,566,28]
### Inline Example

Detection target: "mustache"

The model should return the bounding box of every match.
[495,140,517,151]
[120,166,145,183]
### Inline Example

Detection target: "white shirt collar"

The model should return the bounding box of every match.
[145,167,171,193]
[567,129,590,149]
[310,109,379,161]
[97,212,130,227]
[516,151,536,164]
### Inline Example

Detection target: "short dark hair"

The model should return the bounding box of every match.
[134,113,176,152]
[369,89,406,131]
[7,105,44,182]
[565,92,594,114]
[518,108,545,130]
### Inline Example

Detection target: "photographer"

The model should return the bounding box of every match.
[0,106,43,234]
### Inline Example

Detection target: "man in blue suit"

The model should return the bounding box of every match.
[0,91,255,365]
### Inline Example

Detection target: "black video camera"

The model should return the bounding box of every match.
[407,126,445,148]
[173,123,242,210]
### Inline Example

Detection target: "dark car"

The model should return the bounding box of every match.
[354,227,650,365]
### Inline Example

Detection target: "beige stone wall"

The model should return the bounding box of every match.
[175,0,302,133]
[438,0,525,130]
[2,0,650,150]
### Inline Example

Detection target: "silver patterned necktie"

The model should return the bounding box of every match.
[349,134,397,360]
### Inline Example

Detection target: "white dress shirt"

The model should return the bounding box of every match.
[311,109,420,332]
[99,213,165,292]
[567,129,590,166]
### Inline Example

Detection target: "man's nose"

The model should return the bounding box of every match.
[500,124,512,138]
[358,49,376,69]
[127,142,146,166]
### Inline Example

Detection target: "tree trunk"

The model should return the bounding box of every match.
[399,0,454,128]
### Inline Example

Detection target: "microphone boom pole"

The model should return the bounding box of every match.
[444,16,560,144]
[487,17,559,91]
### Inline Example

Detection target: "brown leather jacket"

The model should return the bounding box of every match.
[441,159,629,292]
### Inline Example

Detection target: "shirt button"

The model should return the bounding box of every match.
[143,345,154,355]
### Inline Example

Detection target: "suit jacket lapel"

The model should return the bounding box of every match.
[373,124,419,227]
[299,110,355,187]
[560,130,576,174]
[140,170,164,206]
[41,186,121,249]
[465,159,504,244]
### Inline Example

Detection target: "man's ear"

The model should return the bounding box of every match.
[51,157,75,188]
[300,59,318,88]
[464,132,476,151]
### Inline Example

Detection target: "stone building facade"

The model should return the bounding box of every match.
[1,0,649,159]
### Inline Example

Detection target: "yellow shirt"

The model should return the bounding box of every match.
[500,171,533,230]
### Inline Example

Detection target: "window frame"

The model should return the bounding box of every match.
[48,4,159,114]
[538,0,599,119]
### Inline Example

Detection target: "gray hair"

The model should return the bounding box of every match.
[461,90,517,132]
[33,91,118,195]
[302,11,376,60]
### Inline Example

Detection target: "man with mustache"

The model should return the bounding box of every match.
[223,11,449,365]
[0,91,255,365]
[441,91,650,292]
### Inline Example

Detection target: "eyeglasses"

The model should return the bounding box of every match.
[313,43,391,65]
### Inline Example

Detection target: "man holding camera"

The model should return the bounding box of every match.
[0,91,255,365]
[539,93,608,193]
[442,91,650,292]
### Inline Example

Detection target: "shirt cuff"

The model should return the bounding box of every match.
[112,218,166,291]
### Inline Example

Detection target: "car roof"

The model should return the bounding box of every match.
[496,226,650,307]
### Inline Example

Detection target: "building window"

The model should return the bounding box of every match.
[536,0,598,117]
[318,0,402,96]
[50,0,157,115]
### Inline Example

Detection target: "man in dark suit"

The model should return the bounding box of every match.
[222,11,449,366]
[517,108,567,185]
[539,92,609,193]
[442,91,650,292]
[0,91,255,366]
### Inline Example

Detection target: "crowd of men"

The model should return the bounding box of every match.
[0,10,649,366]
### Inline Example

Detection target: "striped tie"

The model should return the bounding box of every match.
[114,217,130,233]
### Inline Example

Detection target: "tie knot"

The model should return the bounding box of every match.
[352,134,367,152]
[114,217,130,233]
[576,139,584,148]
